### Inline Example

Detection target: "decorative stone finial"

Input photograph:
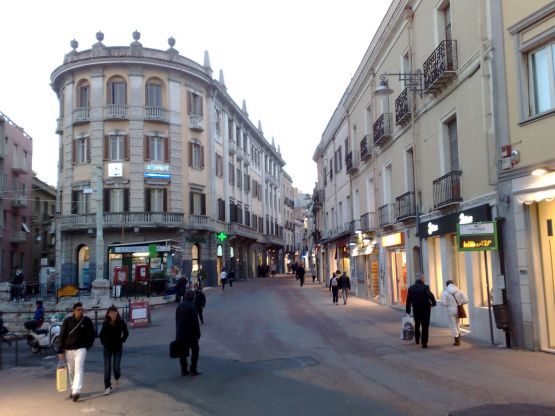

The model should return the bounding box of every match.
[277,144,281,155]
[132,30,141,42]
[258,121,263,133]
[168,36,176,48]
[203,50,211,69]
[219,69,225,86]
[242,99,248,115]
[70,39,78,51]
[130,29,143,52]
[96,31,104,42]
[271,137,275,148]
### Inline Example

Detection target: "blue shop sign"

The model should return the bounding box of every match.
[144,172,171,179]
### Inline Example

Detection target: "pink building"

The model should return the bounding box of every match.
[0,111,33,283]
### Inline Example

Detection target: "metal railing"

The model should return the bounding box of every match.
[373,113,393,147]
[423,40,458,94]
[395,191,417,221]
[378,203,395,227]
[395,88,411,126]
[360,135,371,161]
[360,212,377,231]
[433,170,462,209]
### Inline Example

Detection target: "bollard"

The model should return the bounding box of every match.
[0,336,3,371]
[15,336,19,367]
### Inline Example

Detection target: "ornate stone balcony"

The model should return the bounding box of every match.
[229,222,259,240]
[104,105,128,120]
[228,140,236,156]
[395,88,411,126]
[189,114,204,131]
[373,113,392,147]
[73,107,90,124]
[188,214,215,231]
[145,106,168,123]
[423,40,458,95]
[55,117,64,134]
[60,212,184,231]
[433,170,462,209]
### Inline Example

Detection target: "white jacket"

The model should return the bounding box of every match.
[441,284,469,316]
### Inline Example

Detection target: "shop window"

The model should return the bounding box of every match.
[478,251,493,307]
[192,244,200,275]
[428,236,443,297]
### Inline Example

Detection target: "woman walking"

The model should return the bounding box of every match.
[99,306,129,395]
[441,280,469,346]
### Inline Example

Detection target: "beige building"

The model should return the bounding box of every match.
[50,32,287,289]
[282,171,295,272]
[494,0,555,350]
[313,0,509,344]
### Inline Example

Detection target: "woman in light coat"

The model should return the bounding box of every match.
[441,280,469,346]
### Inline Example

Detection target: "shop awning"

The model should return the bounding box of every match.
[512,172,555,204]
[108,239,182,254]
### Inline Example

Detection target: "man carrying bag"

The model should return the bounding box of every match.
[174,290,201,376]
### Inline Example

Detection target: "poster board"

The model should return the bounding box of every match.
[129,301,151,328]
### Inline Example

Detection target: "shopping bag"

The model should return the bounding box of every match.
[56,359,68,392]
[401,315,415,341]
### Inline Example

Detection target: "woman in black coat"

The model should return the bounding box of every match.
[99,306,129,395]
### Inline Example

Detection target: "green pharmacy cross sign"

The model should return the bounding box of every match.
[217,232,228,242]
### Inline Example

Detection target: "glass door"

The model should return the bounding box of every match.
[539,201,555,348]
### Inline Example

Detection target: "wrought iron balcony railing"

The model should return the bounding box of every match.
[346,151,358,174]
[395,191,417,222]
[145,106,168,122]
[423,40,458,94]
[433,170,462,209]
[373,113,393,147]
[73,107,90,124]
[378,203,395,228]
[360,135,371,161]
[395,88,411,126]
[348,219,361,235]
[104,105,128,120]
[360,212,377,231]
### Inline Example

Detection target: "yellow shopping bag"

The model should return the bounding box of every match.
[56,359,68,392]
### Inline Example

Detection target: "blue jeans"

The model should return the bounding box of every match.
[103,348,122,388]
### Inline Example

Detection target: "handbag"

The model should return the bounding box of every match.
[169,340,182,359]
[452,293,467,319]
[56,359,68,392]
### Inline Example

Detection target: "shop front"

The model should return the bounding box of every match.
[381,232,407,307]
[350,233,378,301]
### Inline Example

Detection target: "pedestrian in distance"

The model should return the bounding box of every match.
[11,266,24,302]
[193,284,207,324]
[175,275,188,303]
[58,302,96,401]
[405,273,437,349]
[228,269,235,288]
[312,269,317,284]
[175,290,201,377]
[220,268,228,291]
[292,262,298,279]
[329,272,340,305]
[99,306,129,395]
[338,272,351,305]
[296,264,305,287]
[441,280,469,346]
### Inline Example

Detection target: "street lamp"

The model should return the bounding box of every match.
[374,71,424,97]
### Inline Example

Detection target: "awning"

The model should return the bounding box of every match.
[512,172,555,204]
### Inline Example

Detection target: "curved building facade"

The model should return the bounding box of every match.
[51,32,286,288]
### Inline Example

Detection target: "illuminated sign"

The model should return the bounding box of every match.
[145,163,170,172]
[108,162,123,177]
[144,172,171,179]
[427,222,439,235]
[217,232,228,242]
[457,222,498,252]
[458,213,473,224]
[382,232,403,247]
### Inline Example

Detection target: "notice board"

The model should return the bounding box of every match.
[129,301,151,328]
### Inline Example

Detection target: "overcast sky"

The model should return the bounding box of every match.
[0,0,391,193]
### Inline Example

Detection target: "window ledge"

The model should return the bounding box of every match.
[519,108,555,126]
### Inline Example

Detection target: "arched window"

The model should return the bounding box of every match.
[107,77,127,105]
[192,244,200,274]
[77,80,90,108]
[146,79,163,107]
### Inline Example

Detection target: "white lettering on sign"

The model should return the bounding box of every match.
[428,222,439,235]
[459,213,474,224]
[459,222,495,235]
[145,163,170,172]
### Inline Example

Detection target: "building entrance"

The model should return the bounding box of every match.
[539,200,555,349]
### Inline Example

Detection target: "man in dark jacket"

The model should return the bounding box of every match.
[296,264,305,287]
[58,302,96,401]
[193,284,206,324]
[176,290,201,376]
[11,267,24,301]
[406,273,436,348]
[338,272,351,305]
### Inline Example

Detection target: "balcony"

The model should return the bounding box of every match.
[348,219,361,235]
[229,222,259,240]
[12,160,29,176]
[360,135,371,162]
[373,113,392,147]
[145,106,168,123]
[360,212,377,231]
[433,170,462,209]
[10,231,27,244]
[243,152,251,166]
[395,192,417,222]
[236,147,244,161]
[188,215,215,231]
[423,40,458,95]
[378,203,395,228]
[104,105,128,120]
[189,114,204,131]
[0,173,7,195]
[346,151,359,174]
[55,117,63,134]
[60,212,184,231]
[313,189,325,206]
[264,233,284,246]
[11,193,27,208]
[395,88,411,126]
[73,107,90,124]
[228,140,236,156]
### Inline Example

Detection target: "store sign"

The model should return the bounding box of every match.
[457,222,498,251]
[382,232,403,247]
[112,245,171,253]
[144,172,171,179]
[144,163,171,179]
[108,162,123,177]
[418,204,491,238]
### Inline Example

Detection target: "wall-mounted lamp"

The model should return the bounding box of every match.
[375,71,424,97]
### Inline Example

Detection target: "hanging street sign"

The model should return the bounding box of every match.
[457,221,498,251]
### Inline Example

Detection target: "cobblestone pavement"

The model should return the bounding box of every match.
[1,275,555,416]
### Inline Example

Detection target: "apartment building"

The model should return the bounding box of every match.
[282,171,295,271]
[313,0,506,344]
[50,32,286,288]
[0,112,33,281]
[493,0,555,351]
[30,175,56,280]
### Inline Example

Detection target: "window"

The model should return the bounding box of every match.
[108,79,126,105]
[73,136,89,164]
[447,117,459,171]
[192,244,200,274]
[78,83,89,108]
[110,135,125,161]
[144,135,168,162]
[443,2,452,41]
[216,153,224,177]
[530,43,555,115]
[189,142,204,169]
[244,173,250,193]
[216,109,222,134]
[329,159,333,180]
[229,163,235,185]
[145,188,167,212]
[71,190,90,214]
[228,120,234,143]
[104,188,129,212]
[187,92,203,115]
[189,191,206,215]
[146,82,162,107]
[218,198,225,221]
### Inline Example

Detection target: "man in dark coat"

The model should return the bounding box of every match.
[338,272,351,305]
[175,290,201,376]
[11,267,24,301]
[406,273,437,348]
[193,284,206,324]
[296,264,305,287]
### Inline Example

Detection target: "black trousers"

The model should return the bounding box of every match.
[331,287,339,303]
[180,339,200,372]
[103,348,122,389]
[196,306,204,324]
[413,309,431,345]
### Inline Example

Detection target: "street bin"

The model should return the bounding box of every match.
[492,304,511,330]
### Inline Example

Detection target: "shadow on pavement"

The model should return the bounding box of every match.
[449,403,555,416]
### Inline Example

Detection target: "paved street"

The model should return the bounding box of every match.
[2,275,555,416]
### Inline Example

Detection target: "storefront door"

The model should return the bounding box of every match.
[539,200,555,348]
[390,249,407,305]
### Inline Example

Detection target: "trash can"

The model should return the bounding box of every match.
[492,304,511,330]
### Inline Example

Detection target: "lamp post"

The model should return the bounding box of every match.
[95,165,104,281]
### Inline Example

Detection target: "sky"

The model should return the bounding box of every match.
[0,0,391,193]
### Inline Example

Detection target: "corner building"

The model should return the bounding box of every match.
[51,32,286,288]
